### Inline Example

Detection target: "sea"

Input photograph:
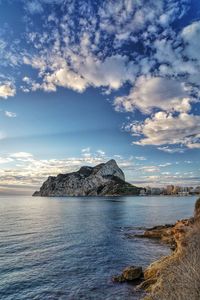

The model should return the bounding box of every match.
[0,195,197,300]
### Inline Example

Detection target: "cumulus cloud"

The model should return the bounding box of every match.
[1,0,200,153]
[181,21,200,61]
[128,112,200,149]
[14,0,196,101]
[0,82,16,99]
[44,66,88,93]
[24,53,136,93]
[114,76,192,114]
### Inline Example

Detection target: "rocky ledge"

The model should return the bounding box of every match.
[134,218,194,250]
[33,159,141,197]
[113,198,200,300]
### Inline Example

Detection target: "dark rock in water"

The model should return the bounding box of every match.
[112,266,143,283]
[33,159,141,197]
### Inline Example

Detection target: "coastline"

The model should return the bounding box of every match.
[114,197,200,300]
[139,198,200,299]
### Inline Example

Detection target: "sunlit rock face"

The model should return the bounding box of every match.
[33,159,140,197]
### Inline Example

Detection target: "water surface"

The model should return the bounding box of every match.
[0,196,196,300]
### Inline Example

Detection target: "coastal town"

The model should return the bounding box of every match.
[139,185,200,196]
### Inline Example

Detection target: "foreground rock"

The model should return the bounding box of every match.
[112,266,143,283]
[137,198,200,299]
[33,159,141,197]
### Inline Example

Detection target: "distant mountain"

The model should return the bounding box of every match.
[33,159,141,197]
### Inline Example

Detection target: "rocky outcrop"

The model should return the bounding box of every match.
[112,266,143,283]
[33,159,141,197]
[135,219,194,250]
[136,198,200,299]
[112,198,200,299]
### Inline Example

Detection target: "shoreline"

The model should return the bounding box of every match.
[138,198,200,299]
[114,197,200,300]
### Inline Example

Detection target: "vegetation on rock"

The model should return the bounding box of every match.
[139,198,200,300]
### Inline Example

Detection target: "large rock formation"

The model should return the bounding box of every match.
[33,159,141,197]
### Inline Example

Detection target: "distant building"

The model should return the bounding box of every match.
[166,185,174,195]
[172,186,181,194]
[139,189,146,196]
[138,184,200,196]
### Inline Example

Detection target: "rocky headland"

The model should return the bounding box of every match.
[33,159,141,197]
[113,198,200,300]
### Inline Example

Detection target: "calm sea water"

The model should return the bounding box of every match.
[0,196,197,300]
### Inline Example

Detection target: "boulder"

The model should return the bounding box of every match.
[112,266,143,283]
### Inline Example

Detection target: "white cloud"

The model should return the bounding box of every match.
[157,146,185,154]
[79,55,136,91]
[81,147,91,158]
[98,0,184,44]
[0,82,16,99]
[10,152,33,160]
[135,156,146,161]
[159,163,172,167]
[4,111,17,118]
[81,147,91,153]
[24,0,43,14]
[24,53,136,93]
[97,150,105,156]
[139,165,160,173]
[0,157,13,164]
[114,76,192,114]
[81,148,106,159]
[44,66,88,93]
[0,0,199,156]
[129,112,200,148]
[181,21,200,61]
[184,160,192,164]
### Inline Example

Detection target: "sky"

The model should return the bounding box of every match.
[0,0,200,194]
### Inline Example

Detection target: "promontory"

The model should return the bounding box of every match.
[33,159,141,197]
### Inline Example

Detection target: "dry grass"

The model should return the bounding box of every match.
[148,223,200,300]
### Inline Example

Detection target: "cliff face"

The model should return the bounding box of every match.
[33,159,141,197]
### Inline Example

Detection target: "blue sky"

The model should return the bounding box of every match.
[0,0,200,194]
